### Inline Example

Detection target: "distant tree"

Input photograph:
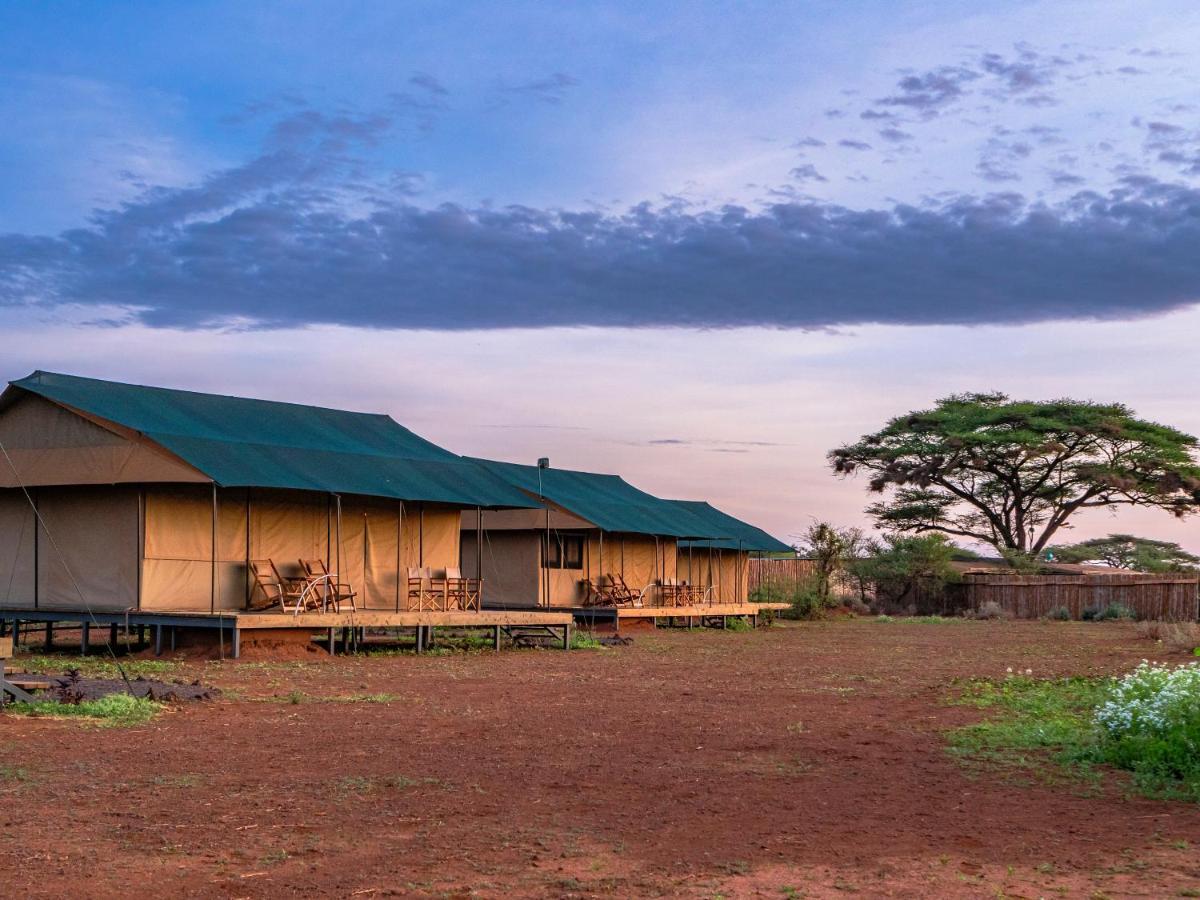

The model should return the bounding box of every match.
[798,521,851,606]
[830,393,1200,555]
[847,534,960,606]
[1049,533,1200,573]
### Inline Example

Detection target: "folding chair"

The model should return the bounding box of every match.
[406,567,434,611]
[250,560,313,614]
[300,559,358,612]
[444,566,482,611]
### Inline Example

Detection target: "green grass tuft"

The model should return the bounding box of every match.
[15,654,181,679]
[4,693,161,727]
[570,632,604,650]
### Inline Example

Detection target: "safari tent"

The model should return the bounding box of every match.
[460,459,728,609]
[670,500,794,603]
[0,371,536,619]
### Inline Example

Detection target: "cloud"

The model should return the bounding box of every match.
[792,136,826,149]
[408,72,449,97]
[838,139,872,151]
[6,131,1200,334]
[873,44,1077,119]
[877,65,979,115]
[789,164,827,183]
[877,127,914,144]
[497,72,580,105]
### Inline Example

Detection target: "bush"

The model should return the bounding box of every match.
[1098,603,1137,621]
[843,598,871,617]
[971,600,1012,621]
[753,575,837,619]
[1092,661,1200,798]
[1047,606,1072,621]
[1136,621,1200,654]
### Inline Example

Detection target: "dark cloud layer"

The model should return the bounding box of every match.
[4,142,1200,332]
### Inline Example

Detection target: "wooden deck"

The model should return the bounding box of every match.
[0,606,573,659]
[615,602,788,620]
[232,609,572,630]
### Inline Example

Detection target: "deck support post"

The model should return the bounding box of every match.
[426,626,434,650]
[562,624,570,650]
[44,621,53,651]
[137,624,146,649]
[340,626,350,654]
[154,624,163,657]
[327,627,336,655]
[12,619,19,648]
[81,622,90,654]
[170,627,177,651]
[109,622,118,649]
[494,624,501,651]
[231,627,241,660]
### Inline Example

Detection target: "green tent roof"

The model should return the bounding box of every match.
[670,500,793,552]
[468,458,729,539]
[7,371,537,508]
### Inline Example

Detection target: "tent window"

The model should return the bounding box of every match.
[543,534,584,570]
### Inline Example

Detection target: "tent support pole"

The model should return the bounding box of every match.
[403,504,408,619]
[210,483,218,614]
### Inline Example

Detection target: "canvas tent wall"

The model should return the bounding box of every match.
[461,459,722,609]
[0,371,532,614]
[671,500,792,603]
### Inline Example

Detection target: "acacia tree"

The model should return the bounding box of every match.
[1049,534,1200,573]
[830,393,1200,555]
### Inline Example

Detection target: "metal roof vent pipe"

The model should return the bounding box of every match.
[537,457,549,469]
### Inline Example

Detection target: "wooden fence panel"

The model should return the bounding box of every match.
[964,573,1198,621]
[748,558,816,597]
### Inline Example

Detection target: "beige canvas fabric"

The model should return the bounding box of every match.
[622,535,660,594]
[0,393,206,488]
[358,500,401,610]
[142,485,249,611]
[420,506,461,571]
[462,530,540,606]
[0,490,36,608]
[461,507,592,531]
[36,486,139,611]
[712,549,749,602]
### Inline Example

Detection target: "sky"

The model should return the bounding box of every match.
[1,0,1199,551]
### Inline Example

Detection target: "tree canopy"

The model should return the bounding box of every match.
[830,393,1200,554]
[1049,534,1200,573]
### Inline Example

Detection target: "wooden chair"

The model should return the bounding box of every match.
[659,578,683,608]
[444,566,482,611]
[607,573,644,608]
[580,577,610,607]
[300,559,358,612]
[406,567,434,611]
[250,559,313,614]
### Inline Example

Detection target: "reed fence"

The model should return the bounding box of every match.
[957,572,1199,621]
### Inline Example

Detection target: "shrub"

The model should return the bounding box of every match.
[1098,602,1137,621]
[1081,605,1101,621]
[971,600,1012,621]
[753,574,838,619]
[1136,621,1200,654]
[1047,606,1072,621]
[1092,661,1200,798]
[843,598,871,617]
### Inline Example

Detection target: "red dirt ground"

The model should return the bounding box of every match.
[2,619,1199,898]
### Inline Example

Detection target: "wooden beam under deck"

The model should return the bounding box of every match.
[233,609,573,629]
[615,603,787,619]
